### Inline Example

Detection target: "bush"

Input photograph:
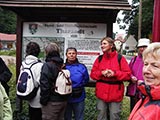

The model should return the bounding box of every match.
[0,50,16,56]
[85,87,130,120]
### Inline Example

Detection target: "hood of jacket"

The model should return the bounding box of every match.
[103,50,117,59]
[138,83,160,100]
[45,55,63,66]
[24,55,39,64]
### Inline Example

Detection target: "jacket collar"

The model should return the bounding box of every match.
[25,55,39,64]
[138,83,160,100]
[103,51,117,59]
[65,58,79,65]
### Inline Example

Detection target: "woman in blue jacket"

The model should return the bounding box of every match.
[65,47,89,120]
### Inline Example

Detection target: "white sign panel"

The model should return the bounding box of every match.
[22,22,106,74]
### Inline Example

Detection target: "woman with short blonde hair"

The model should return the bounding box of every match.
[129,42,160,119]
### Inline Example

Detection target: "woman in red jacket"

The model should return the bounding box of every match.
[90,37,131,120]
[128,42,160,120]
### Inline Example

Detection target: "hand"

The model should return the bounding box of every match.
[137,80,143,85]
[102,70,109,77]
[102,69,114,77]
[131,76,137,83]
[106,70,115,77]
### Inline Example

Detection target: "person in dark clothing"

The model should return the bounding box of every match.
[0,57,12,95]
[40,42,68,120]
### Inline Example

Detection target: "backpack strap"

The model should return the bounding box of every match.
[117,54,122,64]
[98,54,122,65]
[22,60,41,87]
[52,69,71,93]
[98,55,103,63]
[129,56,137,69]
[132,56,137,65]
[23,59,41,67]
[60,70,72,85]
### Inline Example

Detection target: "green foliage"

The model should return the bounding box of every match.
[85,87,97,120]
[118,0,153,39]
[38,51,45,58]
[0,50,16,56]
[0,7,16,34]
[128,0,153,39]
[121,96,130,120]
[85,87,130,120]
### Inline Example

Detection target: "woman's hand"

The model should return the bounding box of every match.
[102,69,115,77]
[102,70,109,77]
[137,80,143,85]
[131,76,138,83]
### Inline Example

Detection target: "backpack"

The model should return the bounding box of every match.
[54,69,72,95]
[98,53,122,65]
[130,56,137,67]
[16,60,40,100]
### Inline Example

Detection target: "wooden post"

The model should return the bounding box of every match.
[138,0,142,40]
[152,0,160,42]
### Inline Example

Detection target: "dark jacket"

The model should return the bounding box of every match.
[129,83,160,120]
[0,57,12,95]
[40,56,68,105]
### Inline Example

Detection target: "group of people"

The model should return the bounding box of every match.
[90,37,160,120]
[24,42,89,120]
[1,36,160,120]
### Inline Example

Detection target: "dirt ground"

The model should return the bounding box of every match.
[0,55,16,65]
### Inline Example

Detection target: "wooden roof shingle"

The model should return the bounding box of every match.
[0,0,131,10]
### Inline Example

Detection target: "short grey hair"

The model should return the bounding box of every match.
[45,42,60,56]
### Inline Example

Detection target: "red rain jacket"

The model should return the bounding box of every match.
[90,51,131,102]
[128,83,160,120]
